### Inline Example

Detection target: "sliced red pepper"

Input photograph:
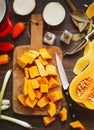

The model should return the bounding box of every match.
[0,42,14,52]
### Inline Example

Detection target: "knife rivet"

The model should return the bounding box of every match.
[69,103,72,107]
[72,114,76,118]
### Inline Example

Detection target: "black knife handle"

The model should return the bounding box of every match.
[64,89,78,121]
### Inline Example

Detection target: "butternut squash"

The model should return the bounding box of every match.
[47,90,63,102]
[86,2,94,19]
[17,94,27,106]
[29,65,40,78]
[70,120,86,130]
[40,84,48,93]
[27,80,36,100]
[59,107,67,122]
[46,64,57,76]
[70,57,94,109]
[38,56,48,66]
[39,48,52,59]
[31,78,40,89]
[37,96,49,108]
[73,40,94,74]
[37,77,48,84]
[48,77,59,89]
[43,116,56,126]
[48,102,56,117]
[35,59,48,77]
[26,96,38,108]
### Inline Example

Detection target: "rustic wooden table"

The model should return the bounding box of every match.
[0,0,94,130]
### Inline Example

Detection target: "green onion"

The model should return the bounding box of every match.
[0,70,12,115]
[1,115,32,129]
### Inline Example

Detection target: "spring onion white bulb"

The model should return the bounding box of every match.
[1,115,32,129]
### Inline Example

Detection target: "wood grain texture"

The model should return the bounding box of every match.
[13,14,63,115]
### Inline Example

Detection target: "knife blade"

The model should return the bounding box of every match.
[55,53,78,121]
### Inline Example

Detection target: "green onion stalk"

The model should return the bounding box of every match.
[0,70,32,129]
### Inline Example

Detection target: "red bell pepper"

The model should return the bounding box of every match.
[0,42,14,52]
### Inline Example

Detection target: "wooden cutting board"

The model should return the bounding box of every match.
[13,14,63,115]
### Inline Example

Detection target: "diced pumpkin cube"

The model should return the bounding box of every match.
[48,102,56,117]
[24,67,29,78]
[69,120,86,130]
[48,77,59,89]
[37,77,48,84]
[35,59,48,77]
[17,94,27,106]
[26,96,38,108]
[27,80,36,100]
[59,107,67,122]
[39,48,52,60]
[47,90,63,102]
[31,78,40,89]
[37,96,49,108]
[28,50,40,57]
[34,89,42,99]
[43,116,56,126]
[17,57,28,68]
[38,56,48,66]
[40,84,48,93]
[29,65,40,78]
[23,51,36,64]
[46,64,57,76]
[23,78,28,96]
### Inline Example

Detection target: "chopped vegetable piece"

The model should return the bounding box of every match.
[37,77,48,84]
[40,84,48,93]
[0,54,9,65]
[26,96,38,108]
[31,78,40,89]
[17,94,27,106]
[28,80,36,100]
[23,78,28,95]
[39,48,52,59]
[24,68,29,78]
[28,50,40,57]
[34,90,42,99]
[48,77,59,89]
[43,116,56,126]
[12,22,25,39]
[86,2,94,19]
[47,90,63,102]
[17,57,27,68]
[59,107,67,122]
[46,64,57,76]
[37,96,49,108]
[38,56,48,65]
[69,120,86,130]
[29,65,40,78]
[35,59,48,77]
[48,102,56,117]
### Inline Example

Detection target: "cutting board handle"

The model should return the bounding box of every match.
[30,14,44,50]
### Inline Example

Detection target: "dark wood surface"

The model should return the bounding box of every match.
[0,0,94,130]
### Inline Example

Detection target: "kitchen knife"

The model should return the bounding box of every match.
[55,53,79,121]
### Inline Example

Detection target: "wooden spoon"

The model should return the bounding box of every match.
[66,0,89,30]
